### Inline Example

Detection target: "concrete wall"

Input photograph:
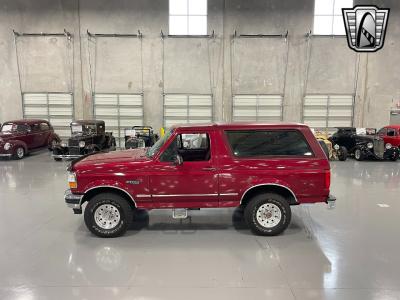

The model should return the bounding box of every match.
[0,0,399,130]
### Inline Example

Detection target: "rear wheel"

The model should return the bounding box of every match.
[338,146,348,161]
[354,148,364,161]
[244,192,291,236]
[84,193,133,238]
[13,147,25,160]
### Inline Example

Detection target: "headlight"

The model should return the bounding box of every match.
[386,143,392,150]
[79,141,85,148]
[68,172,77,189]
[4,142,11,151]
[334,144,340,150]
[61,142,67,147]
[367,142,373,149]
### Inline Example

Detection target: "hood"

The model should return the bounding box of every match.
[355,134,376,143]
[0,132,20,142]
[73,148,150,170]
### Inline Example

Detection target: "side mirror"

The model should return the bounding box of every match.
[173,154,183,166]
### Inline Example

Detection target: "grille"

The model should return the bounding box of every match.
[69,147,81,156]
[373,139,384,158]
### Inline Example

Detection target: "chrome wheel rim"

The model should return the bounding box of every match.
[94,204,121,230]
[355,149,361,160]
[17,148,24,158]
[256,203,282,228]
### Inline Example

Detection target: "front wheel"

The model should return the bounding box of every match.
[354,148,364,161]
[84,193,133,238]
[244,192,291,236]
[13,147,25,160]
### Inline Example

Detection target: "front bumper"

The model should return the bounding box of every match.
[65,189,83,212]
[325,194,336,209]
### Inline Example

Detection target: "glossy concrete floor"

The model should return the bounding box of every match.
[1,151,400,300]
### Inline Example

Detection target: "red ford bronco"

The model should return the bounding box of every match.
[65,123,335,237]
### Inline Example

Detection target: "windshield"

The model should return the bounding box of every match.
[1,123,29,133]
[71,124,96,135]
[1,124,14,132]
[146,129,173,158]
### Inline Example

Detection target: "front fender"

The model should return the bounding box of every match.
[7,140,28,153]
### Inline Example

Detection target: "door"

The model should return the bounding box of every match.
[30,123,46,148]
[150,130,219,208]
[385,128,399,146]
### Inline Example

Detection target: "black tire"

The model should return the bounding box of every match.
[84,193,134,238]
[13,147,25,160]
[244,192,291,236]
[354,148,364,161]
[338,146,348,161]
[390,151,399,161]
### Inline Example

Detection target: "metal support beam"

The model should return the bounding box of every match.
[87,30,142,38]
[233,30,289,41]
[13,29,72,39]
[161,29,215,39]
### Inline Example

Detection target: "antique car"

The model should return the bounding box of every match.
[330,127,399,161]
[0,119,60,159]
[64,123,335,238]
[53,120,116,161]
[377,125,400,147]
[124,126,158,149]
[314,130,347,161]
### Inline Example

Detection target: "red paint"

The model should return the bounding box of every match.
[378,125,400,147]
[71,123,331,208]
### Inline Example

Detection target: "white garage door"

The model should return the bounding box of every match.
[93,93,144,147]
[232,95,283,122]
[23,93,74,138]
[303,95,354,132]
[163,94,213,127]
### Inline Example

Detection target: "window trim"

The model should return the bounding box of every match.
[223,129,315,159]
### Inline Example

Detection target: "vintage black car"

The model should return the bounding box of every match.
[329,127,399,161]
[124,126,158,149]
[52,120,116,161]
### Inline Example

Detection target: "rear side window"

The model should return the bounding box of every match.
[225,130,313,157]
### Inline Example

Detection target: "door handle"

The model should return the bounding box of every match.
[202,167,216,171]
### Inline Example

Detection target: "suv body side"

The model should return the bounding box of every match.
[70,123,330,209]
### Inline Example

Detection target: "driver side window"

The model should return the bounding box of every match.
[159,132,211,162]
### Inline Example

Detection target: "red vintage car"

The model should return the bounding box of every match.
[65,123,335,237]
[0,119,60,159]
[377,125,400,148]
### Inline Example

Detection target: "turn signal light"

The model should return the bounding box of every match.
[68,172,77,189]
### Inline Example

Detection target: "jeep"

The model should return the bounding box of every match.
[64,123,335,237]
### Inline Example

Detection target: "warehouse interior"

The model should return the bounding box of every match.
[1,0,400,299]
